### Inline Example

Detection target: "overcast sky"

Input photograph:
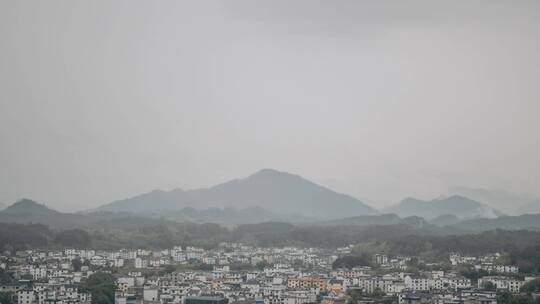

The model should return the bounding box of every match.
[1,1,539,212]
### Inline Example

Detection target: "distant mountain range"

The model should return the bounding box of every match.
[0,199,187,229]
[4,169,540,232]
[385,195,503,220]
[311,211,540,233]
[450,186,540,215]
[1,198,540,233]
[454,213,540,232]
[95,169,378,220]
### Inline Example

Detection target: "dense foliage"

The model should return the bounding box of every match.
[80,272,116,304]
[0,271,15,304]
[0,269,15,285]
[332,255,372,269]
[0,292,14,304]
[0,223,50,252]
[509,245,540,274]
[521,279,540,294]
[72,257,83,272]
[456,264,490,284]
[497,291,540,304]
[55,229,91,247]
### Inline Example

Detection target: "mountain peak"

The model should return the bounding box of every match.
[254,168,281,174]
[97,169,378,219]
[2,199,59,215]
[248,168,294,178]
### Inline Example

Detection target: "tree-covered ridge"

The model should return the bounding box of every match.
[2,222,540,273]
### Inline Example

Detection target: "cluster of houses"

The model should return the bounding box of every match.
[0,244,535,304]
[449,254,519,274]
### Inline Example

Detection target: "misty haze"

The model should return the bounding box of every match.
[1,1,540,304]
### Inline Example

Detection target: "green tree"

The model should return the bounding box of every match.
[347,288,363,304]
[371,288,386,297]
[197,263,213,271]
[521,278,540,294]
[332,255,371,269]
[497,291,539,304]
[55,229,91,248]
[0,292,14,304]
[483,281,497,291]
[0,270,14,284]
[80,272,116,304]
[255,261,270,270]
[158,265,176,276]
[72,257,83,272]
[458,265,489,284]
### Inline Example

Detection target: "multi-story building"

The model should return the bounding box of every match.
[287,277,326,290]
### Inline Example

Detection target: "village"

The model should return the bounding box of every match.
[0,243,536,304]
